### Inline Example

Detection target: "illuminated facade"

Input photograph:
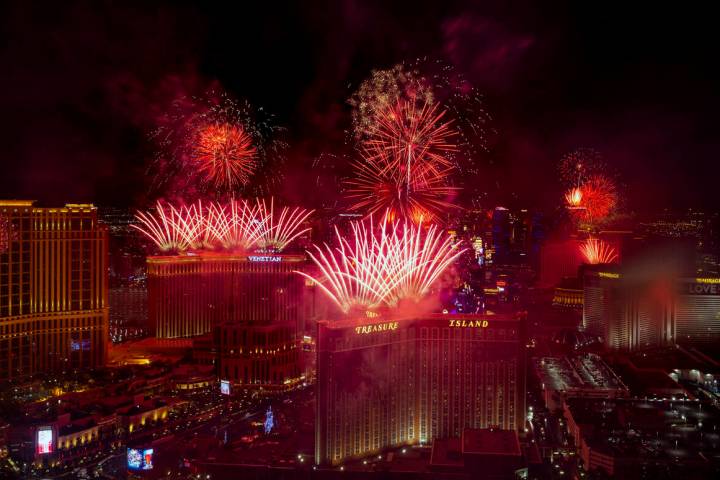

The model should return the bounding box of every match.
[0,201,108,379]
[671,277,720,345]
[216,321,301,387]
[583,269,720,349]
[147,253,307,338]
[315,313,527,465]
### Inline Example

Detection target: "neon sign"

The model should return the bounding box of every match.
[355,321,399,334]
[598,272,620,279]
[248,255,282,262]
[449,319,489,328]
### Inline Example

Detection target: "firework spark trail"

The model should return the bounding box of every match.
[132,198,311,253]
[297,213,466,313]
[580,238,619,264]
[255,198,314,251]
[131,201,192,252]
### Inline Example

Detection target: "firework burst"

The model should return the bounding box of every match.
[193,123,257,190]
[255,198,313,251]
[580,237,618,264]
[150,91,285,200]
[297,213,466,313]
[580,174,618,222]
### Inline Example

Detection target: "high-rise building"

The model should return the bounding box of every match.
[671,277,720,345]
[0,201,108,379]
[315,312,527,466]
[582,267,720,350]
[147,253,307,338]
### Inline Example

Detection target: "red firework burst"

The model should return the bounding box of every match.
[580,174,617,222]
[364,99,458,185]
[346,149,458,223]
[193,123,257,190]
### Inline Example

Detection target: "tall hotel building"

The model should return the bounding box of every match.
[315,312,527,465]
[147,253,310,386]
[0,201,108,379]
[582,265,720,349]
[670,277,720,345]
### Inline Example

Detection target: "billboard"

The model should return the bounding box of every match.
[127,448,154,470]
[220,379,231,396]
[36,427,53,455]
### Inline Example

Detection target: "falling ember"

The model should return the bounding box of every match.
[564,187,583,208]
[580,238,618,264]
[297,213,466,313]
[132,198,312,253]
[193,123,257,190]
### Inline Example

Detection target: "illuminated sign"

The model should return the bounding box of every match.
[220,380,231,396]
[598,272,620,279]
[354,321,399,334]
[449,319,489,328]
[264,406,275,434]
[696,278,720,284]
[248,255,282,263]
[128,448,154,470]
[36,427,53,455]
[685,282,719,295]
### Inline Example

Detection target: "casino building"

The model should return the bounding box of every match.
[147,252,314,387]
[315,312,527,466]
[582,265,720,349]
[0,201,108,379]
[670,277,720,345]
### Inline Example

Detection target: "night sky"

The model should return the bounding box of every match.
[1,0,717,213]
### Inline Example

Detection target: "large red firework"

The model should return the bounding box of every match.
[580,174,617,222]
[346,99,459,222]
[297,213,466,313]
[346,150,458,223]
[192,122,257,190]
[580,238,618,264]
[364,99,457,184]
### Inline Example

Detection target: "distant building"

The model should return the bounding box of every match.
[0,200,108,379]
[315,313,527,466]
[671,277,720,345]
[582,265,720,350]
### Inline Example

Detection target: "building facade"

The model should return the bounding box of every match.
[147,253,307,338]
[0,201,108,379]
[671,277,720,345]
[315,313,527,465]
[583,267,720,350]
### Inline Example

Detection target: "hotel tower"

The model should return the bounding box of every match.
[0,201,109,379]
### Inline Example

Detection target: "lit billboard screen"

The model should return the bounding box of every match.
[36,427,53,455]
[127,448,154,470]
[220,379,231,396]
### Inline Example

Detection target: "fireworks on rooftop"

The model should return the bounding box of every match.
[131,198,312,253]
[580,237,619,265]
[297,213,466,314]
[564,187,583,208]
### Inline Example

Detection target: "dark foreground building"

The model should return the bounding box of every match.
[315,312,527,466]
